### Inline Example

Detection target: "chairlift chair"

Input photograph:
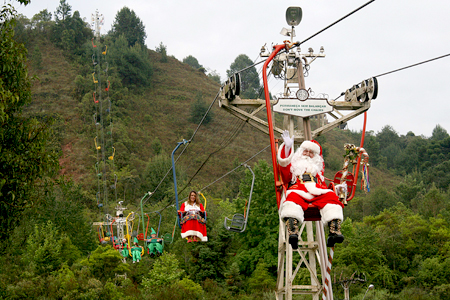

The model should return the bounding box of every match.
[224,164,255,232]
[143,211,165,254]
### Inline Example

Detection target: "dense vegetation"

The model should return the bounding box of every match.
[2,1,450,299]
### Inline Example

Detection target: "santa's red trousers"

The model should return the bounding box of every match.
[285,189,344,211]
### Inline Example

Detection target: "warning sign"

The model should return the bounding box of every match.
[273,98,333,117]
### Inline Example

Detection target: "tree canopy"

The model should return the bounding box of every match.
[54,0,71,22]
[183,55,203,70]
[227,54,261,99]
[110,7,146,47]
[3,1,450,299]
[0,3,59,243]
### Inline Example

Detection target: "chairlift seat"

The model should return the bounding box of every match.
[303,204,321,221]
[333,171,354,196]
[163,233,173,244]
[225,213,246,232]
[302,181,338,222]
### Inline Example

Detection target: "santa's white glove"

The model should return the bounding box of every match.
[281,130,294,157]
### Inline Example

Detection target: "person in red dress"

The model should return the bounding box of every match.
[180,191,208,242]
[278,131,344,248]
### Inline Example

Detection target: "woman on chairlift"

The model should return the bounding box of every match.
[180,191,208,242]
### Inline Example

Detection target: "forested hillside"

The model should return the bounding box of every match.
[2,1,450,299]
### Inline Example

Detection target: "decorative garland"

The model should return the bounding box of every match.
[342,144,370,193]
[180,212,206,225]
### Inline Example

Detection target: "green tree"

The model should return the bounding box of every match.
[109,35,153,87]
[30,9,53,40]
[376,126,400,167]
[183,55,203,69]
[234,160,278,276]
[0,4,59,243]
[31,9,52,32]
[156,42,168,63]
[54,0,71,22]
[248,259,276,294]
[141,153,174,202]
[51,8,92,53]
[224,262,244,294]
[416,257,450,288]
[22,221,81,276]
[414,184,447,219]
[12,14,31,46]
[80,245,130,281]
[141,253,185,288]
[110,7,146,46]
[207,70,221,84]
[187,227,233,282]
[21,180,98,255]
[362,131,380,166]
[334,219,387,280]
[31,45,42,69]
[227,54,261,99]
[151,137,163,155]
[395,174,425,205]
[431,124,449,141]
[49,264,79,299]
[394,135,428,175]
[189,92,212,124]
[67,11,93,51]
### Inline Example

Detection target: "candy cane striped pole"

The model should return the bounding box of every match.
[322,247,335,300]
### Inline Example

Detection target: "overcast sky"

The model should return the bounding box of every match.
[14,0,450,137]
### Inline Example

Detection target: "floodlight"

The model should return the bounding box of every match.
[286,7,302,26]
[280,27,291,36]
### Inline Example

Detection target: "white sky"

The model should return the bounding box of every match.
[14,0,450,137]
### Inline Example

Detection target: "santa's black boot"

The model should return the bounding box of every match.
[286,218,299,250]
[327,219,344,247]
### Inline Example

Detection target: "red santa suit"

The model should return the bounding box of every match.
[180,202,208,242]
[277,140,344,224]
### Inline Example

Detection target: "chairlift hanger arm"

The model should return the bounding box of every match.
[262,42,293,208]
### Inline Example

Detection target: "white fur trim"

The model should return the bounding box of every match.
[286,189,314,200]
[280,200,304,223]
[300,141,320,155]
[320,204,343,224]
[279,191,287,206]
[277,142,294,167]
[304,182,333,196]
[181,230,208,242]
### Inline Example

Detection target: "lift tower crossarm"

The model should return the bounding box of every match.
[218,96,302,139]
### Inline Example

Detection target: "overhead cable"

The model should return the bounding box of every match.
[334,53,450,100]
[374,53,450,78]
[140,91,220,208]
[299,0,376,46]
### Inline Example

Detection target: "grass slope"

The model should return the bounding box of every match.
[23,37,398,207]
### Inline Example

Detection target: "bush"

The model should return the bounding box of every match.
[189,92,212,124]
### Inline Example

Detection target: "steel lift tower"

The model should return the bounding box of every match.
[219,7,377,300]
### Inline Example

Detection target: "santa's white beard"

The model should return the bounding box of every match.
[290,152,323,182]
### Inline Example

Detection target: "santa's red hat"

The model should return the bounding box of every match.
[299,140,322,156]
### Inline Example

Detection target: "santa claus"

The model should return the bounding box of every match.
[278,131,344,249]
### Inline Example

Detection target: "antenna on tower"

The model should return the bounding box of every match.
[91,9,104,40]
